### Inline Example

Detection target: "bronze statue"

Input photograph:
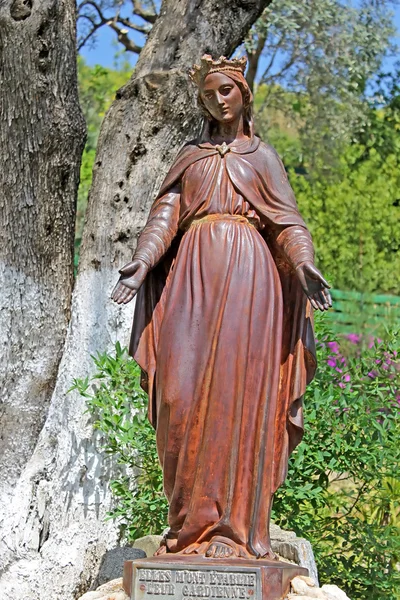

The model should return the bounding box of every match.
[112,55,331,563]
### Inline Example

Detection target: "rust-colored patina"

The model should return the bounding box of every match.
[112,55,331,562]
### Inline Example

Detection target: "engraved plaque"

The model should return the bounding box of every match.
[123,556,308,600]
[132,564,261,600]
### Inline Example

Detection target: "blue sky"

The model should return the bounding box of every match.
[80,4,400,75]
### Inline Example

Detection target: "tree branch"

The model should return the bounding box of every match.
[107,20,143,54]
[77,0,156,51]
[132,0,158,24]
[78,0,105,23]
[118,15,152,35]
[77,12,106,51]
[260,51,299,85]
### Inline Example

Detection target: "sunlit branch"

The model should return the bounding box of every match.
[118,15,152,34]
[106,20,143,54]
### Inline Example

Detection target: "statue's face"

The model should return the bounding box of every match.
[201,72,243,124]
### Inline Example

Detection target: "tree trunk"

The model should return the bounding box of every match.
[0,1,273,598]
[246,30,268,92]
[0,0,85,515]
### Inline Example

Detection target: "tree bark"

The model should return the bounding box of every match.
[0,0,85,514]
[0,1,273,597]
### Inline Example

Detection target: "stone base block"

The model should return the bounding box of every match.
[123,555,308,600]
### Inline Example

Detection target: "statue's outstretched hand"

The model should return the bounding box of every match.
[296,262,332,311]
[111,259,148,304]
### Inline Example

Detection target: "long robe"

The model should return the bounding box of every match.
[129,136,316,558]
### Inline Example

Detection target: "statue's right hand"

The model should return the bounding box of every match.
[111,259,148,304]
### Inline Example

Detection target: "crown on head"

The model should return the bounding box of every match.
[189,54,247,87]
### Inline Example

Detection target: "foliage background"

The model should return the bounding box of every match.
[76,54,400,294]
[76,57,132,244]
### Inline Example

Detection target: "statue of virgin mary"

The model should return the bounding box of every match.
[112,55,331,561]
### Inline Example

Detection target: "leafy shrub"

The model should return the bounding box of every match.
[291,145,400,295]
[72,318,400,598]
[70,342,168,540]
[273,315,400,599]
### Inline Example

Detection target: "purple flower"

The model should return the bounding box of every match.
[346,333,361,344]
[368,370,378,379]
[368,336,383,349]
[327,341,340,354]
[327,358,337,368]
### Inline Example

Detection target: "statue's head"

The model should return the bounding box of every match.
[190,55,253,137]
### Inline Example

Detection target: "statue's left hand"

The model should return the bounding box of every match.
[296,262,332,311]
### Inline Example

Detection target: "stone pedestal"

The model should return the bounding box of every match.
[123,555,308,600]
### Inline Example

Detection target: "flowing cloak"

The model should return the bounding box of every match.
[129,136,317,556]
